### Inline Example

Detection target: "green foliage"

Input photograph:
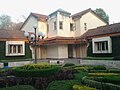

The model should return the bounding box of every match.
[94,8,109,23]
[82,76,120,90]
[73,84,96,90]
[0,14,12,29]
[2,85,36,90]
[74,71,88,81]
[63,63,75,67]
[88,73,119,77]
[46,80,80,90]
[13,64,60,77]
[91,76,120,85]
[21,62,51,70]
[92,65,106,70]
[0,42,32,61]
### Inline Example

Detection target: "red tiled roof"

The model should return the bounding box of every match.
[79,22,120,39]
[0,29,26,40]
[31,12,48,21]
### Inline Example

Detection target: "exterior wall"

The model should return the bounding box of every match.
[21,16,38,32]
[38,21,47,38]
[58,13,75,37]
[48,12,74,37]
[48,15,58,37]
[0,41,32,60]
[58,44,68,58]
[74,19,80,37]
[80,12,107,35]
[46,45,58,58]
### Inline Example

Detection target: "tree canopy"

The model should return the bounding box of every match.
[0,14,12,29]
[94,8,109,23]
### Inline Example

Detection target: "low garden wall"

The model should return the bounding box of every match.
[81,60,120,68]
[0,61,33,68]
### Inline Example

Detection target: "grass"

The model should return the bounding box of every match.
[2,85,36,90]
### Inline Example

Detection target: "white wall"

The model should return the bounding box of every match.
[80,12,107,35]
[21,16,38,32]
[46,45,58,58]
[58,44,68,58]
[48,15,58,37]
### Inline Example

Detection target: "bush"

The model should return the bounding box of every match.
[2,85,36,90]
[21,62,51,70]
[92,65,106,70]
[88,73,119,77]
[73,84,96,90]
[82,76,120,90]
[13,65,60,77]
[46,80,80,90]
[91,76,120,85]
[63,63,75,67]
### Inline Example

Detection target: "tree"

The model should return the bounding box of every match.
[94,8,109,23]
[0,14,12,29]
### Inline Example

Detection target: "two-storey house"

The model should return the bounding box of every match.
[21,8,107,59]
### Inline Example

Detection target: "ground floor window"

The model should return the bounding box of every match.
[95,41,108,52]
[6,41,25,56]
[8,45,23,54]
[92,37,112,53]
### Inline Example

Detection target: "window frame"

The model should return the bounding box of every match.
[6,41,25,56]
[92,37,112,54]
[54,21,57,30]
[59,21,63,30]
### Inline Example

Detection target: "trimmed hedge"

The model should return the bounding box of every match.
[82,76,120,90]
[63,63,75,67]
[91,76,120,85]
[73,84,96,90]
[88,73,119,77]
[92,65,106,70]
[13,65,60,77]
[46,80,80,90]
[2,85,36,90]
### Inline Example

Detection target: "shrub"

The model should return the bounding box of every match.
[73,84,96,90]
[46,80,80,90]
[2,85,36,90]
[13,65,60,77]
[91,76,120,85]
[88,73,119,77]
[63,63,75,67]
[82,76,120,90]
[21,62,51,70]
[92,65,106,70]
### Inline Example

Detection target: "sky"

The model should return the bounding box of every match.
[0,0,120,24]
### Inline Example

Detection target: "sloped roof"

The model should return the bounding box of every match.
[49,8,71,17]
[0,29,26,40]
[31,12,48,21]
[72,8,108,24]
[79,22,120,39]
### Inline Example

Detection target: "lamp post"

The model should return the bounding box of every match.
[24,25,45,64]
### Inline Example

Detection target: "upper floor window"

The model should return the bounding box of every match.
[70,23,73,31]
[59,21,63,30]
[84,23,87,30]
[54,21,56,30]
